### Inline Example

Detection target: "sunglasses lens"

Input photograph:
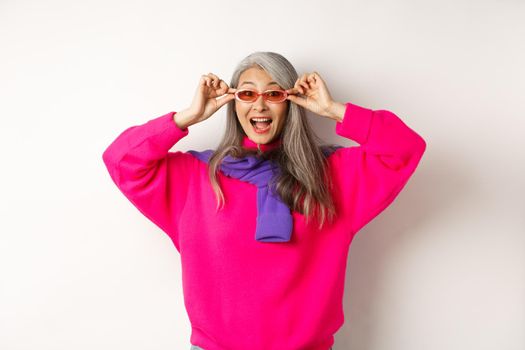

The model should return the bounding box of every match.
[237,90,256,102]
[264,90,286,102]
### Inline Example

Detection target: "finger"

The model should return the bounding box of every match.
[294,81,304,95]
[300,73,308,81]
[216,92,235,108]
[208,73,221,87]
[299,73,309,88]
[227,87,237,94]
[314,72,325,85]
[312,72,326,87]
[200,75,209,87]
[218,79,229,92]
[286,87,300,95]
[300,80,309,91]
[297,75,305,89]
[206,73,216,86]
[306,78,315,90]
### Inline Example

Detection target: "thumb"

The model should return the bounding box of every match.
[216,93,235,109]
[287,94,306,108]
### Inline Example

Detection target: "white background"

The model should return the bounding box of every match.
[1,0,524,349]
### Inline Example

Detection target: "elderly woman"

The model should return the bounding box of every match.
[102,51,426,350]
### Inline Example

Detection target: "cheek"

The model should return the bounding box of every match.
[272,105,288,122]
[235,103,249,120]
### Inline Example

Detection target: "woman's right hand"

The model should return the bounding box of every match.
[175,73,236,129]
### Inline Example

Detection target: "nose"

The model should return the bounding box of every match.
[252,94,268,111]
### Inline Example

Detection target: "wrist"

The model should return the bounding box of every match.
[174,108,195,130]
[326,101,346,122]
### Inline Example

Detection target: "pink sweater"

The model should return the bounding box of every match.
[102,102,426,350]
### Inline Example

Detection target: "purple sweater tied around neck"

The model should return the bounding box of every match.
[187,144,340,243]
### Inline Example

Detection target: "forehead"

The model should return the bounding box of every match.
[239,67,280,88]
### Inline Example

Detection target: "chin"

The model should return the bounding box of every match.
[251,133,273,142]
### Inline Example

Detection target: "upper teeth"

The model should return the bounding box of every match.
[251,118,272,122]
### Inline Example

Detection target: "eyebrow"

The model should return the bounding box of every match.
[240,81,280,87]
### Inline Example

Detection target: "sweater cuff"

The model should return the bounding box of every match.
[335,102,373,145]
[148,111,190,144]
[165,111,189,135]
[130,111,189,154]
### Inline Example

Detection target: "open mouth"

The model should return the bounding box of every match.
[250,117,273,132]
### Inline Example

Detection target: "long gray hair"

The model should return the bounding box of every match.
[207,51,340,230]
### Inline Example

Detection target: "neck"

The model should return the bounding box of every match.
[242,135,282,152]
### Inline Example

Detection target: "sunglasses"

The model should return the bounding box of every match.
[234,89,288,103]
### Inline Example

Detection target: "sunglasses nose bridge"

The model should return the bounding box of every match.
[250,91,262,101]
[252,92,269,109]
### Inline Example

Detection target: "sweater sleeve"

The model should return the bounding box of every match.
[102,111,194,251]
[329,102,427,237]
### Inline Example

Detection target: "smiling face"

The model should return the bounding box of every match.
[235,67,289,144]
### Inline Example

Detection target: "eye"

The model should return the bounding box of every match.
[236,90,258,102]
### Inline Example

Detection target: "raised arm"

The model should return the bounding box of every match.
[328,102,427,237]
[102,111,195,251]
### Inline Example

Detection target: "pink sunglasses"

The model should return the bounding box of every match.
[234,89,289,103]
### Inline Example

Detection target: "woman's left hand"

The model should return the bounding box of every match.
[285,72,337,118]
